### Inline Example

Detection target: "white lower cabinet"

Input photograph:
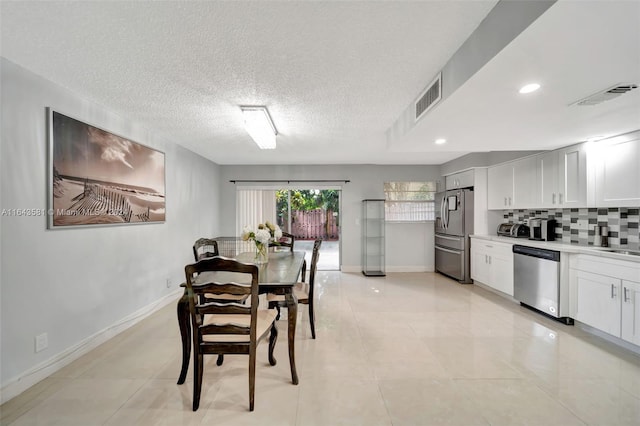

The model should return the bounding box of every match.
[621,280,640,346]
[570,255,640,346]
[573,269,621,337]
[470,239,514,296]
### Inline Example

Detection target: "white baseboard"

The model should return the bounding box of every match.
[0,288,183,405]
[341,265,433,273]
[385,266,433,273]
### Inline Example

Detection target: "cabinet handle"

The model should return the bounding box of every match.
[504,197,508,206]
[552,193,556,204]
[624,287,630,303]
[611,284,617,299]
[488,256,492,265]
[559,193,563,204]
[508,196,512,206]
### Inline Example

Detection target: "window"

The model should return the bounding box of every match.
[384,181,437,222]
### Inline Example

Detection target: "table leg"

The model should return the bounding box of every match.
[177,290,191,385]
[285,289,299,385]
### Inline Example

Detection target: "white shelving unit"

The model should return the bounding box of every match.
[362,199,385,276]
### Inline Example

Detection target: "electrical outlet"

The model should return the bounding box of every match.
[35,333,48,353]
[166,278,171,288]
[577,219,589,230]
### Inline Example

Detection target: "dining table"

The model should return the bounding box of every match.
[176,250,306,386]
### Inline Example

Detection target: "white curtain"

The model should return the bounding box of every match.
[236,189,277,236]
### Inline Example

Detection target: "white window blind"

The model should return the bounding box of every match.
[236,189,277,236]
[384,181,437,222]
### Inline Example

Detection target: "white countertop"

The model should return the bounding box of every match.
[470,234,640,263]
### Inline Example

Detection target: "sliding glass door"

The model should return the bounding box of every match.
[237,187,341,270]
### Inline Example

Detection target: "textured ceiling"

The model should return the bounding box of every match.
[2,1,639,166]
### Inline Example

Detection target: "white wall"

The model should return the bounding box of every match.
[219,164,441,272]
[386,222,434,272]
[0,58,222,401]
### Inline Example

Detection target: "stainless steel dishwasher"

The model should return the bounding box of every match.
[513,245,572,324]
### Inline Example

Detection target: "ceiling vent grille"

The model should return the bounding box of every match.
[572,83,638,106]
[415,73,442,121]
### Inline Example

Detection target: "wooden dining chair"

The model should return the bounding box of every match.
[191,238,249,362]
[184,256,281,411]
[270,231,295,251]
[192,238,219,261]
[270,232,307,282]
[267,239,322,339]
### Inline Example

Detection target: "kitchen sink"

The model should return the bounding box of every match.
[598,248,640,256]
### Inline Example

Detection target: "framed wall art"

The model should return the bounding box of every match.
[47,108,166,228]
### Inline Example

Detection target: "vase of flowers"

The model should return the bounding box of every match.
[241,221,282,265]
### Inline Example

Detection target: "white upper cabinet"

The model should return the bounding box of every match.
[487,131,637,211]
[445,169,475,190]
[558,144,589,207]
[535,151,558,208]
[535,144,589,209]
[487,156,536,210]
[594,131,640,207]
[513,156,536,208]
[488,162,513,210]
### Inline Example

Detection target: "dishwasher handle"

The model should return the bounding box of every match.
[513,245,560,262]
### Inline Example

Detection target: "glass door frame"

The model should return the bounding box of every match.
[236,184,342,270]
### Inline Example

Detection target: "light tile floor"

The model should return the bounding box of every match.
[2,272,640,425]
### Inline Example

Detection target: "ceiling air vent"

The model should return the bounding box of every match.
[572,83,638,106]
[415,73,442,121]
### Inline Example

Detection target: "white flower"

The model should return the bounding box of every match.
[255,228,271,245]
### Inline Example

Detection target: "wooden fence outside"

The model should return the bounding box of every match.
[291,209,339,240]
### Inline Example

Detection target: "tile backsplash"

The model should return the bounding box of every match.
[503,208,640,250]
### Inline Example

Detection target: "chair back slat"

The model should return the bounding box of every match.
[197,302,251,315]
[192,282,252,296]
[200,324,250,335]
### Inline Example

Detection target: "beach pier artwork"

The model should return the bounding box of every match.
[48,110,165,228]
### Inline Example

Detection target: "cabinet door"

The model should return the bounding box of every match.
[594,134,640,207]
[535,151,559,208]
[621,280,640,346]
[489,252,514,296]
[487,163,514,210]
[470,245,489,284]
[512,156,536,209]
[446,169,474,190]
[558,144,588,207]
[574,270,621,337]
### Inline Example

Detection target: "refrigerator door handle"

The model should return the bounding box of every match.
[443,195,449,229]
[435,245,460,255]
[439,195,445,229]
[436,234,460,241]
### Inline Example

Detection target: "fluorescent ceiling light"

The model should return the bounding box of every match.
[435,138,447,145]
[240,106,277,149]
[519,83,541,94]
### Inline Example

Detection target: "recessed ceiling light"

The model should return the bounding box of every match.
[519,83,541,94]
[435,138,447,145]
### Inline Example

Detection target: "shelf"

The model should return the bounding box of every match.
[362,199,385,276]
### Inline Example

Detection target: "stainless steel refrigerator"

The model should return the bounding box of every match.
[434,188,474,283]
